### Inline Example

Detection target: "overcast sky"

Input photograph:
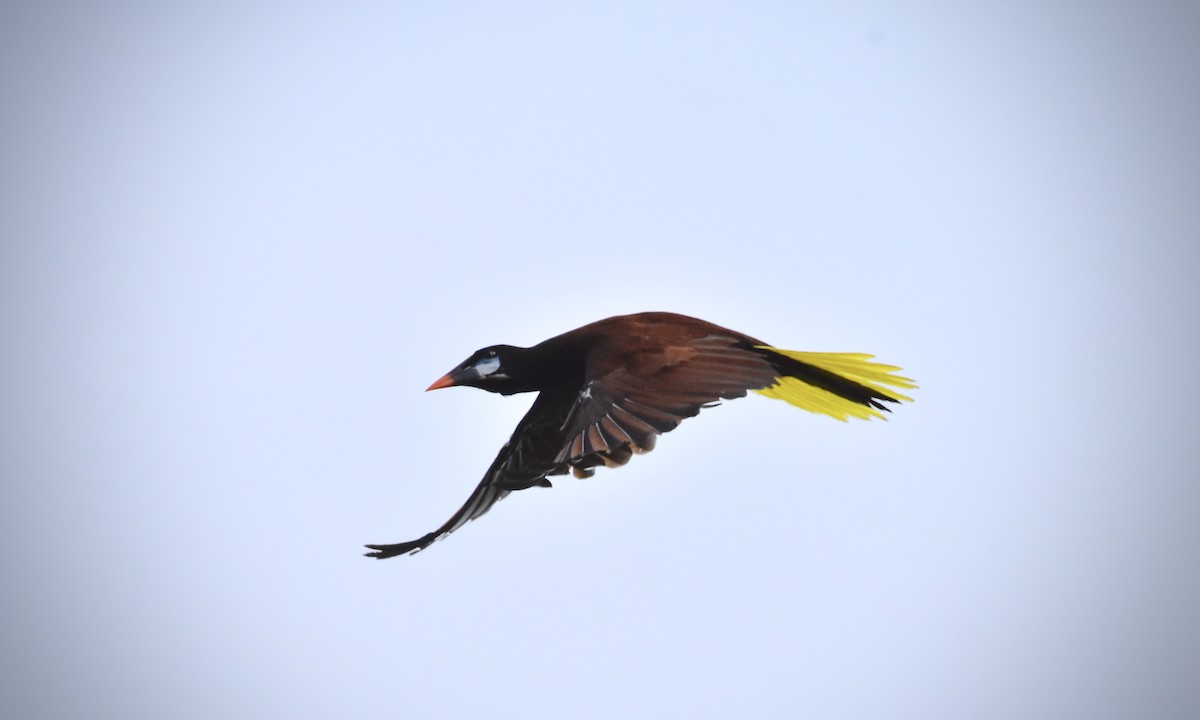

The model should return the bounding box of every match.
[3,2,1198,719]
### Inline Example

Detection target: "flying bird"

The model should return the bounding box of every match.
[365,312,915,558]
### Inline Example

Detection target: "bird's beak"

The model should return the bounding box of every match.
[426,372,458,391]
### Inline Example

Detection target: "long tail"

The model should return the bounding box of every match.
[752,347,917,421]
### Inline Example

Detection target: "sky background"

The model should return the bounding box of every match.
[3,1,1198,718]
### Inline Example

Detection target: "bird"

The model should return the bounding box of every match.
[365,311,916,558]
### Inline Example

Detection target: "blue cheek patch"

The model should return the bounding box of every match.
[474,356,502,376]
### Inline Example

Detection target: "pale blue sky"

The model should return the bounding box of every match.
[3,2,1198,719]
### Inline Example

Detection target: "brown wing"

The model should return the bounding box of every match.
[364,389,576,558]
[553,335,779,476]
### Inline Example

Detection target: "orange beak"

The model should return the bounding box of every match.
[426,372,458,391]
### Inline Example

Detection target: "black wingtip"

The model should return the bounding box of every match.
[363,540,427,559]
[363,545,396,559]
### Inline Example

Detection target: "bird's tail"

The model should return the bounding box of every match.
[752,347,917,421]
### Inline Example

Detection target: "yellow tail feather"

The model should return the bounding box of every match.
[752,348,917,422]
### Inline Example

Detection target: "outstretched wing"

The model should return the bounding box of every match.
[554,335,779,476]
[364,389,576,558]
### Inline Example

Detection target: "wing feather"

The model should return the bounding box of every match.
[364,389,576,558]
[552,335,778,470]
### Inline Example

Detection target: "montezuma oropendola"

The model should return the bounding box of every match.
[365,312,915,558]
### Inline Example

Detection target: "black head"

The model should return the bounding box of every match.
[426,344,539,395]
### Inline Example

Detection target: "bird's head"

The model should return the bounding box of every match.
[427,345,535,395]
